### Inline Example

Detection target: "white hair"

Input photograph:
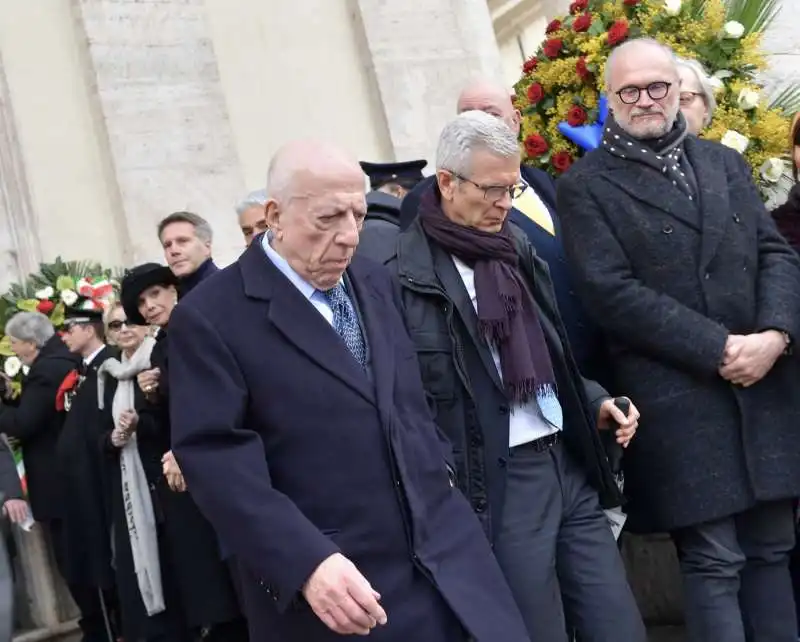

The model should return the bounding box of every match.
[675,57,717,127]
[436,110,519,176]
[605,38,677,90]
[235,189,268,216]
[5,312,55,348]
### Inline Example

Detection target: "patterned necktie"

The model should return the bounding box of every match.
[323,284,367,369]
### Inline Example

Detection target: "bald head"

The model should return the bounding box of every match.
[457,78,521,136]
[267,140,363,204]
[265,140,366,290]
[605,38,677,91]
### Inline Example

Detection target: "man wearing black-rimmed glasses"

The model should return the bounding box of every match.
[382,110,646,642]
[558,38,800,642]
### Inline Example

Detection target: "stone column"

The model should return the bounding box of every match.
[73,0,246,267]
[354,0,504,163]
[0,54,41,293]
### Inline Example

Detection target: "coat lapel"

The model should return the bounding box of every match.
[239,241,375,406]
[684,136,733,273]
[600,153,701,232]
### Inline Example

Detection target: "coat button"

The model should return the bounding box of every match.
[662,224,673,235]
[704,272,710,280]
[733,213,741,223]
[475,499,488,513]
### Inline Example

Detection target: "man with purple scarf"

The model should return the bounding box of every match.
[381,110,646,642]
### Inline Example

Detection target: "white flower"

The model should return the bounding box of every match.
[737,88,760,111]
[4,357,21,378]
[760,158,786,183]
[34,286,54,300]
[663,0,682,15]
[723,20,745,39]
[720,130,750,154]
[708,76,725,94]
[60,289,78,306]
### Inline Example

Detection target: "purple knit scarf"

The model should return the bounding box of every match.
[418,186,556,403]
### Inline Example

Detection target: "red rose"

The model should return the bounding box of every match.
[569,0,588,14]
[526,82,544,105]
[545,19,562,34]
[567,106,588,126]
[543,38,563,58]
[551,151,574,173]
[55,370,79,411]
[623,0,640,5]
[573,13,592,32]
[524,134,549,158]
[576,56,590,80]
[36,300,55,314]
[522,57,538,74]
[607,19,629,46]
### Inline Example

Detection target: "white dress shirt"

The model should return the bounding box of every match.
[452,256,561,448]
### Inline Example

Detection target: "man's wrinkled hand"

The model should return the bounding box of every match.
[719,331,785,387]
[597,397,640,448]
[303,552,388,636]
[161,450,186,493]
[2,499,29,525]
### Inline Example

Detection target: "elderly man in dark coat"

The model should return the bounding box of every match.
[558,38,800,642]
[167,140,531,642]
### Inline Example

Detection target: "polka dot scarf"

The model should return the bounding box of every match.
[602,112,696,200]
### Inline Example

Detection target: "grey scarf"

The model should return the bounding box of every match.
[603,111,696,198]
[97,337,165,616]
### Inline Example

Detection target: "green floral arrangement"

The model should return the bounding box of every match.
[514,0,798,198]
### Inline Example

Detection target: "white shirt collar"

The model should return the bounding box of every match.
[84,345,105,366]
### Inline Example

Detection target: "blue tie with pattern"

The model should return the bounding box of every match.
[323,283,367,369]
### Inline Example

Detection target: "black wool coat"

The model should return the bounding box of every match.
[0,335,79,522]
[557,136,800,532]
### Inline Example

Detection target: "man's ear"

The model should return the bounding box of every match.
[437,170,457,202]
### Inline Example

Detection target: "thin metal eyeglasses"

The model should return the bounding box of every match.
[452,172,528,202]
[616,81,673,105]
[679,91,703,106]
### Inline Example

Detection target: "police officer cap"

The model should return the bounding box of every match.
[359,159,428,190]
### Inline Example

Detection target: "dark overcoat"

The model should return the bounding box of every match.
[135,331,244,630]
[167,242,531,642]
[56,346,117,588]
[0,335,79,522]
[557,136,800,532]
[384,215,621,543]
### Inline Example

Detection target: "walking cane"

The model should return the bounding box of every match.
[97,587,115,642]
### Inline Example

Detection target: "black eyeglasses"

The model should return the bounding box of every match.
[107,320,132,331]
[616,82,672,105]
[452,173,527,202]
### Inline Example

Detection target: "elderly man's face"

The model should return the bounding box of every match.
[678,66,708,135]
[268,168,366,291]
[239,205,269,247]
[609,47,680,139]
[438,149,520,233]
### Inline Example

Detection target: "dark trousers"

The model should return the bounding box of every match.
[493,440,645,642]
[672,500,797,642]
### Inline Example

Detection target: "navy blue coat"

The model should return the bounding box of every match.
[167,241,530,642]
[399,167,604,380]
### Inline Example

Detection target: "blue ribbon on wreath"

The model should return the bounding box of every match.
[557,94,609,151]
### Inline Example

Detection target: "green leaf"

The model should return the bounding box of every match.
[0,336,13,357]
[16,299,38,312]
[768,84,800,115]
[541,97,556,111]
[49,303,65,328]
[587,17,605,36]
[56,275,75,292]
[722,0,781,35]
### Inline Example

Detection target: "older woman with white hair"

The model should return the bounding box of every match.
[675,57,717,135]
[235,188,269,247]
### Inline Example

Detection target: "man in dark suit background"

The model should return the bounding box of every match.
[398,79,603,380]
[167,140,531,642]
[558,38,800,642]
